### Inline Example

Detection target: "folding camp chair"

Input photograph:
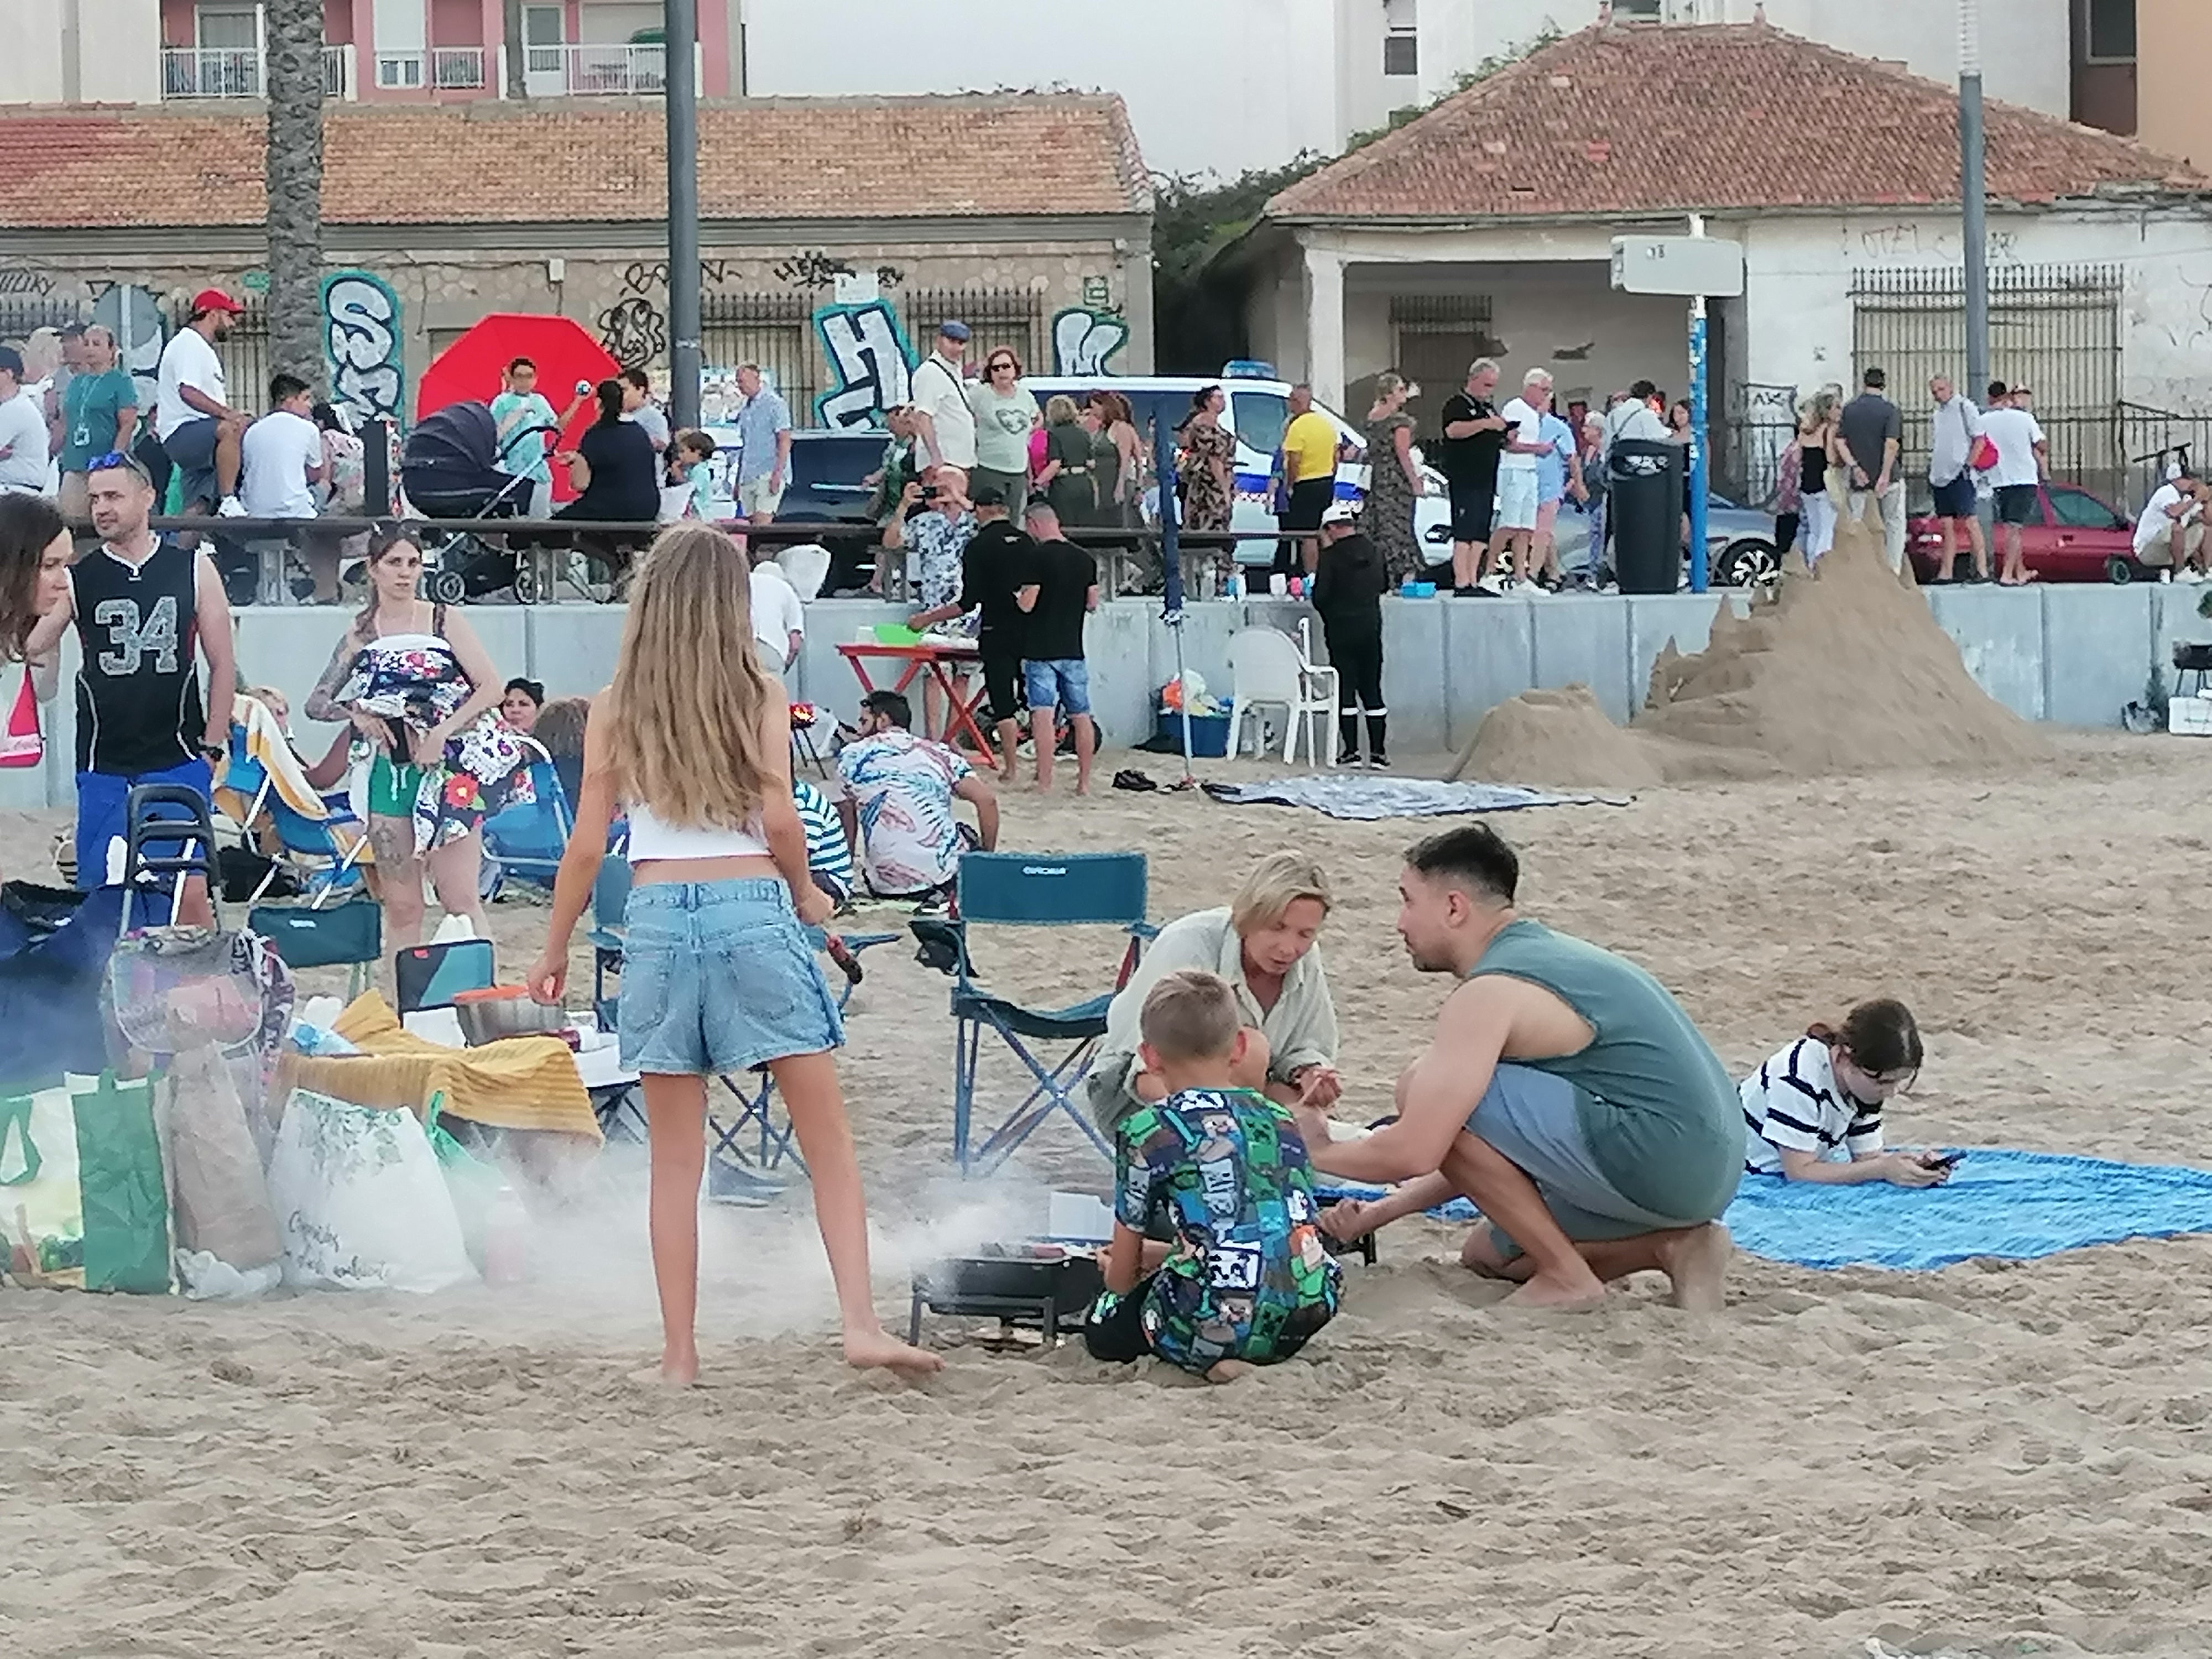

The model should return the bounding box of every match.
[587,851,896,1178]
[910,851,1151,1175]
[218,720,370,904]
[482,738,573,884]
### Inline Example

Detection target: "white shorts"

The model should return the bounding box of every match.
[1496,468,1540,531]
[739,474,786,518]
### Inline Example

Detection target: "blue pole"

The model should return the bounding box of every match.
[1688,297,1709,593]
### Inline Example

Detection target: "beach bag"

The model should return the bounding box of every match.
[160,1045,282,1275]
[1968,434,2000,473]
[0,666,41,768]
[266,1087,474,1293]
[248,893,382,971]
[0,1072,172,1293]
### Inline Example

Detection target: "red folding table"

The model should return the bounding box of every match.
[836,640,999,769]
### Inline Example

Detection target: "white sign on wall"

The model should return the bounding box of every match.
[1611,236,1746,298]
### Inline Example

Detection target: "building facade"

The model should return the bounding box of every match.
[1239,22,2212,511]
[2073,0,2212,174]
[0,97,1154,425]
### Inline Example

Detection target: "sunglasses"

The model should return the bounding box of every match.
[87,451,150,482]
[987,359,1016,372]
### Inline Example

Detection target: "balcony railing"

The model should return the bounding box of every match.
[431,46,487,89]
[161,45,357,99]
[525,41,667,95]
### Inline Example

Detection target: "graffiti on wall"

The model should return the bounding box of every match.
[0,268,56,298]
[811,300,915,430]
[1051,306,1129,376]
[321,270,404,426]
[597,295,667,371]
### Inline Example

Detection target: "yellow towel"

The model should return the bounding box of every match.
[278,991,602,1144]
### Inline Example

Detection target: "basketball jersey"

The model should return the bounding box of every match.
[70,539,205,775]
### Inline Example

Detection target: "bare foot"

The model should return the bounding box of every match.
[843,1325,945,1376]
[1073,784,1091,797]
[1205,1358,1256,1384]
[1655,1222,1731,1314]
[1501,1267,1607,1311]
[641,1345,699,1387]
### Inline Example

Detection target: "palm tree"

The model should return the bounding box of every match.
[504,0,527,98]
[263,0,326,387]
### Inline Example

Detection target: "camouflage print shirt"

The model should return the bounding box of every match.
[1109,1086,1340,1374]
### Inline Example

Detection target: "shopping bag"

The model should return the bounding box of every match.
[1968,434,2000,473]
[266,1087,474,1293]
[0,666,39,769]
[0,1072,172,1293]
[161,1047,282,1274]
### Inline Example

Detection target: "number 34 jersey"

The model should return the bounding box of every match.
[70,540,205,775]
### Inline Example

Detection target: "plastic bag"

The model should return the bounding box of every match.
[0,1072,171,1293]
[161,1046,282,1274]
[266,1088,475,1293]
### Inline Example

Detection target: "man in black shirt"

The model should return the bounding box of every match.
[1015,500,1099,795]
[27,452,233,923]
[1437,358,1509,596]
[910,479,1033,779]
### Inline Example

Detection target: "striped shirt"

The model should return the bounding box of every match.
[1740,1036,1883,1175]
[794,778,852,903]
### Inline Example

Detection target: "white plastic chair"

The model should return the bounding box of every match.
[1225,627,1339,766]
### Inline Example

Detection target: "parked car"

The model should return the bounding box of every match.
[701,425,886,591]
[1907,481,2150,584]
[1547,491,1781,588]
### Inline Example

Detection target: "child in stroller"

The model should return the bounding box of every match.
[400,401,558,603]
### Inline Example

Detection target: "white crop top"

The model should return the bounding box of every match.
[625,802,771,862]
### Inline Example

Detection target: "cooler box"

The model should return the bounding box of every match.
[1157,706,1233,758]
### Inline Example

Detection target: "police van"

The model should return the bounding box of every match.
[1024,367,1452,567]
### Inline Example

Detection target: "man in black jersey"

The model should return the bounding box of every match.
[27,452,233,922]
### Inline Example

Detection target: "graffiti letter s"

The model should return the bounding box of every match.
[1051,307,1129,377]
[811,300,916,431]
[320,270,404,426]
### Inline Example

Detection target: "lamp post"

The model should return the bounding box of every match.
[1960,0,1990,401]
[665,0,701,430]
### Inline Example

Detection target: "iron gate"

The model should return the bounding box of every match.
[1389,294,1497,442]
[1851,264,2122,503]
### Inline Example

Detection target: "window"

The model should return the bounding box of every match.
[2083,0,2136,62]
[195,6,258,49]
[1230,390,1288,461]
[376,54,423,87]
[2048,486,2125,530]
[1383,33,1418,76]
[1615,0,1662,17]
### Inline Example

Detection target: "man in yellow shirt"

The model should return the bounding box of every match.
[1277,384,1343,576]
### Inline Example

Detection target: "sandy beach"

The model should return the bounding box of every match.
[8,724,2212,1657]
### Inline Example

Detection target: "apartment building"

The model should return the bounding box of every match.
[0,0,747,106]
[2073,0,2212,173]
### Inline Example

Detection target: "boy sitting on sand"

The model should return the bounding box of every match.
[1086,969,1341,1381]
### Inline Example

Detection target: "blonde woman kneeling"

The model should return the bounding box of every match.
[528,524,940,1383]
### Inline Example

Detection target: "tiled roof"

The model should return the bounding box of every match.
[0,94,1150,228]
[1268,22,2208,222]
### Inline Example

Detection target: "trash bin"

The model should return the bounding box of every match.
[1608,439,1683,596]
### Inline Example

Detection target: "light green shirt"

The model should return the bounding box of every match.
[1088,906,1338,1128]
[967,378,1038,474]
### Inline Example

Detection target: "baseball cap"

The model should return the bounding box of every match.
[0,346,22,379]
[1320,500,1357,526]
[968,479,1007,507]
[190,288,245,315]
[938,320,972,343]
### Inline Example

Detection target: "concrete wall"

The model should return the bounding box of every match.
[11,583,2206,815]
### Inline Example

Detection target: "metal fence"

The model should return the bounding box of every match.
[702,286,1045,425]
[1851,263,2124,500]
[1389,293,1497,442]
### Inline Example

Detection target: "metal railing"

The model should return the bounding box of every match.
[160,46,262,98]
[431,46,487,89]
[160,44,357,98]
[525,41,666,95]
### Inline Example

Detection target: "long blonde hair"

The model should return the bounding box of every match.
[605,524,779,827]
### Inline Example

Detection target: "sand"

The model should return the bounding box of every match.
[1455,521,2051,790]
[11,721,2212,1652]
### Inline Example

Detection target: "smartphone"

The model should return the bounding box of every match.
[1924,1150,1965,1174]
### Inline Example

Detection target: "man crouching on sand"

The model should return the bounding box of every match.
[1307,825,1740,1311]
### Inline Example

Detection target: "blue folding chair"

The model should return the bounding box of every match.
[911,851,1151,1175]
[221,724,369,903]
[483,740,573,884]
[587,851,895,1175]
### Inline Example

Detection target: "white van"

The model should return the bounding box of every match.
[1024,372,1452,566]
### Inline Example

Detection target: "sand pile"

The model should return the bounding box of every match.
[1452,519,2050,787]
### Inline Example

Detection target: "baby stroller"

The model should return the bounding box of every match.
[401,402,554,603]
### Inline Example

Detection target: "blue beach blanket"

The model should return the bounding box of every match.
[1721,1150,2212,1271]
[1322,1150,2212,1272]
[1202,777,1623,821]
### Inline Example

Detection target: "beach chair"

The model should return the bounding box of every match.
[586,851,896,1178]
[482,737,573,885]
[911,851,1151,1175]
[217,706,369,903]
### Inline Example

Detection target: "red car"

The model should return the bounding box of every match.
[1908,482,2150,585]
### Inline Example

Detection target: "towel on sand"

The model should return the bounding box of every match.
[1202,777,1620,821]
[278,991,601,1144]
[1721,1149,2212,1271]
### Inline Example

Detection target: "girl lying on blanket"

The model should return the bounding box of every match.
[1740,998,1950,1187]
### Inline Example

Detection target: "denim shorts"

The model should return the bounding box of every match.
[1022,657,1092,716]
[616,878,844,1076]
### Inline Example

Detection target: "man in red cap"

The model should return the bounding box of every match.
[154,288,251,518]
